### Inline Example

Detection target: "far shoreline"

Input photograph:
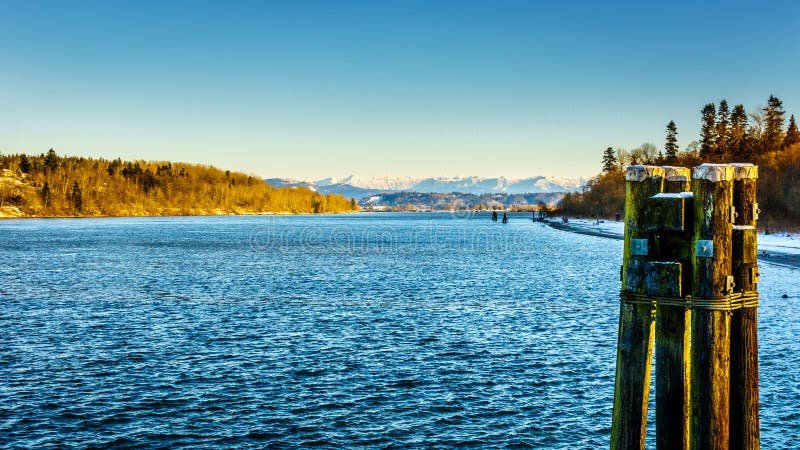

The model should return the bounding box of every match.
[0,210,537,220]
[0,210,361,220]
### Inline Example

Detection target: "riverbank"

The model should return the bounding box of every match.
[0,205,359,219]
[0,152,358,217]
[546,218,800,269]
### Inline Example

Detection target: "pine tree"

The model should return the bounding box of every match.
[602,146,618,172]
[107,158,121,176]
[71,182,83,212]
[700,103,717,158]
[763,94,785,153]
[19,154,31,173]
[44,148,58,173]
[729,104,748,159]
[716,100,730,160]
[41,181,51,207]
[665,120,679,162]
[785,114,800,149]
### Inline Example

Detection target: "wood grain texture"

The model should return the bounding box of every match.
[648,262,690,450]
[612,166,663,450]
[690,165,734,450]
[730,166,760,450]
[663,166,691,193]
[649,172,693,450]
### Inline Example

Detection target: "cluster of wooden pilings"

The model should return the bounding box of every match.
[611,163,760,450]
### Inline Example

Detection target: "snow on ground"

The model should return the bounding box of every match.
[550,217,624,236]
[551,217,800,255]
[759,233,800,256]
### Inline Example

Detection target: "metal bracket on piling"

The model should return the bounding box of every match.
[696,240,714,258]
[631,239,649,256]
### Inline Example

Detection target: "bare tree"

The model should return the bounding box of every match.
[615,148,630,167]
[629,142,658,165]
[748,109,764,140]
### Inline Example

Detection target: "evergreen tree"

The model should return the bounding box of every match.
[19,154,31,173]
[729,104,748,159]
[763,94,785,153]
[41,181,51,207]
[107,158,121,176]
[44,148,58,173]
[602,146,618,172]
[700,103,717,158]
[71,182,83,212]
[665,120,679,162]
[785,115,800,149]
[716,100,730,160]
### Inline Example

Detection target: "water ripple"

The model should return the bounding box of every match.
[1,214,798,448]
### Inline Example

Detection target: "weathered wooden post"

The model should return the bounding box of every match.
[650,166,692,450]
[663,166,691,193]
[612,165,663,450]
[690,163,734,450]
[612,163,761,449]
[729,163,760,450]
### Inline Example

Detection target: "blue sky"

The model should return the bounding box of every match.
[1,1,798,179]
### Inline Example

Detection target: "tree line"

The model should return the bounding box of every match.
[0,150,358,217]
[560,94,800,230]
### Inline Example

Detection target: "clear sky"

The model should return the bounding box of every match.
[1,1,798,179]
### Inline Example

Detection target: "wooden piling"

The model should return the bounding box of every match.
[612,165,664,450]
[648,258,690,450]
[651,164,693,450]
[663,166,691,193]
[729,163,760,450]
[690,164,734,450]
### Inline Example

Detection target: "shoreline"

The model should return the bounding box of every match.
[545,221,624,241]
[545,220,800,270]
[0,210,360,220]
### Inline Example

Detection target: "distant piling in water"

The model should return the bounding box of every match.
[611,163,760,450]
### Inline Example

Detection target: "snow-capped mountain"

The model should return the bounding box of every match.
[406,176,584,194]
[311,175,418,190]
[265,175,585,199]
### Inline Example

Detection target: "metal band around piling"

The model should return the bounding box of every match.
[620,291,759,311]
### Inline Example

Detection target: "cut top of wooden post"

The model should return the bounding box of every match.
[663,166,691,182]
[692,163,734,182]
[730,163,758,180]
[627,165,665,182]
[663,166,691,193]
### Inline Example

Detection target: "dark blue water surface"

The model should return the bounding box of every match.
[1,213,798,448]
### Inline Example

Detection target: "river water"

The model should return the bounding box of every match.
[1,213,798,448]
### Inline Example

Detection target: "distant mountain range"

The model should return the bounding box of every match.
[359,191,566,211]
[264,175,585,199]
